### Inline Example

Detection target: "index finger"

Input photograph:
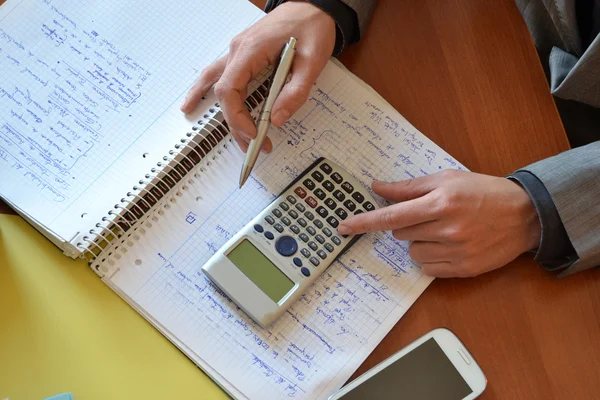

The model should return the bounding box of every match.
[214,50,272,140]
[337,196,437,235]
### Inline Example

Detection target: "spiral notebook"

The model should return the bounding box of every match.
[0,0,467,399]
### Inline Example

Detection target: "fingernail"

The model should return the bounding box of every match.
[180,99,188,111]
[272,109,290,126]
[338,225,352,235]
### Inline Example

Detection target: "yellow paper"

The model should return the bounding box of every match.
[0,214,227,400]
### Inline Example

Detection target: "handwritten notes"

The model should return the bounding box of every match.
[105,61,465,399]
[0,0,262,242]
[0,1,152,209]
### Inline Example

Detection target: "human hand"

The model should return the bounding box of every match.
[338,170,541,278]
[180,0,336,153]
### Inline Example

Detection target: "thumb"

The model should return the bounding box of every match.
[270,51,323,126]
[372,175,438,202]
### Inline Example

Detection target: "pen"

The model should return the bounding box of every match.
[239,37,297,188]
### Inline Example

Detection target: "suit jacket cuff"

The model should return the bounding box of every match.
[508,171,577,271]
[512,141,600,276]
[264,0,361,56]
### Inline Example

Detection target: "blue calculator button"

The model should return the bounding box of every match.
[264,231,274,240]
[293,257,302,267]
[275,235,298,256]
[254,224,264,233]
[301,267,311,277]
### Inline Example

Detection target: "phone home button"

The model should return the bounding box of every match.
[457,349,472,365]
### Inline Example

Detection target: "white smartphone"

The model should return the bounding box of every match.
[328,328,487,400]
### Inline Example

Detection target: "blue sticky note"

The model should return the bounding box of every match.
[44,393,74,400]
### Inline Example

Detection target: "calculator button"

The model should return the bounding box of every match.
[335,208,348,220]
[322,227,332,237]
[363,201,375,212]
[280,202,290,211]
[299,233,309,242]
[281,217,291,226]
[294,187,307,198]
[254,224,264,233]
[295,203,305,212]
[290,225,300,234]
[265,215,275,225]
[288,210,298,219]
[324,243,334,252]
[332,236,341,245]
[352,192,365,203]
[320,163,333,174]
[303,179,315,190]
[310,257,320,267]
[343,199,356,212]
[308,241,318,251]
[331,172,343,184]
[275,235,298,256]
[273,209,283,218]
[326,216,339,228]
[354,210,363,215]
[314,188,326,200]
[333,190,345,202]
[316,206,328,218]
[305,196,318,208]
[311,170,324,182]
[325,198,337,210]
[286,195,296,204]
[341,182,354,193]
[301,248,311,258]
[301,267,311,277]
[317,249,327,259]
[293,257,302,267]
[315,234,325,244]
[323,180,334,192]
[307,226,316,236]
[304,211,314,220]
[264,231,274,240]
[314,219,324,229]
[298,218,307,227]
[274,223,284,233]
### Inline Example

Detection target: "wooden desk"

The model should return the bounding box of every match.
[2,0,599,398]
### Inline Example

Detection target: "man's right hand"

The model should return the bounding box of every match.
[181,1,336,153]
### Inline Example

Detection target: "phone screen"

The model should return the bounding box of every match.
[338,338,472,400]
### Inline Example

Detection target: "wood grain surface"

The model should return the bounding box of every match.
[2,0,599,398]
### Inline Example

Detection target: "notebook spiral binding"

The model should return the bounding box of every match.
[80,74,272,276]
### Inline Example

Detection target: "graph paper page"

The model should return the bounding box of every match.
[0,0,262,242]
[105,60,467,400]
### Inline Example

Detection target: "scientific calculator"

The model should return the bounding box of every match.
[202,157,378,328]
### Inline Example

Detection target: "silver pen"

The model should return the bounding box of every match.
[239,37,297,188]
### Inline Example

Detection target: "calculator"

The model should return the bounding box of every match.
[202,157,378,328]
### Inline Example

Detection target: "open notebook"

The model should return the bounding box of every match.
[0,0,466,398]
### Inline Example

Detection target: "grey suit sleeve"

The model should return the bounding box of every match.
[336,0,376,39]
[515,141,600,276]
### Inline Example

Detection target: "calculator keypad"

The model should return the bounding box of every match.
[258,160,377,281]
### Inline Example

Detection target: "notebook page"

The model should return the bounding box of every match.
[103,60,467,400]
[0,0,262,245]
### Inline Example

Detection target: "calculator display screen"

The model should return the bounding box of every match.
[227,239,295,303]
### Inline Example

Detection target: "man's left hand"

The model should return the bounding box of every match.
[337,170,541,278]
